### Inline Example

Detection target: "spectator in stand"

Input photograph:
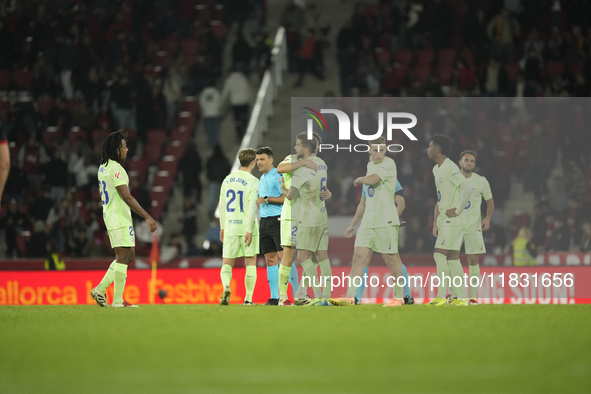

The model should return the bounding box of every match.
[0,199,29,258]
[522,48,542,84]
[573,221,591,252]
[110,72,135,130]
[45,240,66,270]
[232,30,252,76]
[253,31,272,79]
[487,8,520,62]
[3,159,28,206]
[67,226,91,257]
[567,25,588,61]
[161,66,183,129]
[512,227,537,266]
[407,0,427,50]
[46,98,72,133]
[182,196,198,249]
[527,129,554,196]
[280,1,306,33]
[221,67,251,142]
[72,101,97,131]
[480,57,510,96]
[461,6,490,67]
[456,59,477,94]
[549,177,567,212]
[293,29,324,88]
[199,85,222,150]
[129,176,151,222]
[80,67,104,112]
[548,216,571,252]
[28,220,50,258]
[531,202,548,249]
[431,0,453,50]
[179,143,203,201]
[44,148,69,202]
[544,26,568,62]
[510,72,538,98]
[206,145,231,219]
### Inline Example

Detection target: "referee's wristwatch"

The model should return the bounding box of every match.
[264,196,269,204]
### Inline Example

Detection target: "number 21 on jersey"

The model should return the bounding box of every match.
[226,190,244,212]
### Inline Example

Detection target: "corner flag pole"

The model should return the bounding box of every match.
[149,234,159,304]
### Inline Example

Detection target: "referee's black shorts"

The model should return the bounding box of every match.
[260,215,283,255]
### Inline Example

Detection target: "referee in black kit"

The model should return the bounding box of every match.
[255,147,284,305]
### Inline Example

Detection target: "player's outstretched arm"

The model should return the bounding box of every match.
[353,174,381,187]
[116,185,157,232]
[482,198,495,231]
[345,198,366,238]
[277,159,318,174]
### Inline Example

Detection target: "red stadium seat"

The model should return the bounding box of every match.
[0,100,10,113]
[17,232,31,257]
[147,129,167,145]
[459,48,475,69]
[181,39,199,56]
[68,127,88,144]
[437,49,457,66]
[377,34,391,50]
[165,140,186,158]
[160,155,178,173]
[13,69,32,90]
[129,158,149,182]
[394,49,413,66]
[153,170,174,189]
[159,38,178,54]
[149,186,168,220]
[545,62,565,81]
[416,49,435,66]
[568,61,584,78]
[512,213,531,228]
[413,65,431,83]
[210,21,227,42]
[143,144,162,165]
[42,127,63,145]
[375,48,391,67]
[195,4,211,23]
[176,111,196,130]
[436,64,453,85]
[383,65,409,92]
[504,63,520,82]
[497,124,514,142]
[171,127,192,144]
[154,51,172,68]
[0,70,11,90]
[181,97,200,114]
[37,99,56,117]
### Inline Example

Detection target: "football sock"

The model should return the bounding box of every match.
[318,259,332,298]
[278,264,291,301]
[113,263,128,304]
[448,259,465,299]
[401,264,411,297]
[301,259,322,298]
[433,253,450,298]
[469,264,480,300]
[355,267,369,300]
[220,264,233,288]
[267,265,279,299]
[244,266,257,302]
[97,260,116,293]
[289,263,299,295]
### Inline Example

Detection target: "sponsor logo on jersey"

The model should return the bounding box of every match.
[368,186,375,197]
[115,172,121,179]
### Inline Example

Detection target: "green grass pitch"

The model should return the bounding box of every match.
[1,304,590,394]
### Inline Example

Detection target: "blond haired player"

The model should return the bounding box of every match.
[218,148,260,305]
[330,137,406,307]
[90,130,157,307]
[454,150,494,304]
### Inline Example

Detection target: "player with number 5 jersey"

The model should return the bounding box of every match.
[90,130,157,308]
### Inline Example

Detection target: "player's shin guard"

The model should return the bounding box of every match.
[448,259,465,299]
[278,264,291,300]
[220,264,233,288]
[355,267,369,300]
[267,265,279,299]
[289,263,299,295]
[113,263,128,305]
[301,259,322,298]
[97,260,116,293]
[433,253,450,298]
[318,259,332,298]
[401,265,411,297]
[469,264,480,300]
[245,265,257,303]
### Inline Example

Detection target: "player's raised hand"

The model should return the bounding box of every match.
[345,226,354,238]
[303,159,319,171]
[432,225,438,238]
[482,217,491,231]
[353,177,362,187]
[244,232,252,246]
[146,217,157,233]
[219,229,224,242]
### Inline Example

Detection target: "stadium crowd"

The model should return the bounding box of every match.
[1,0,591,260]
